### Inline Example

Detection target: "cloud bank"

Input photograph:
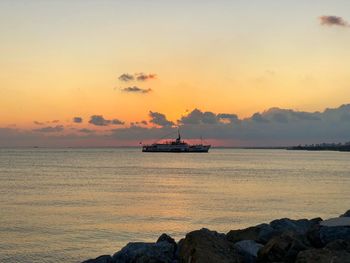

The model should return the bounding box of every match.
[2,104,350,147]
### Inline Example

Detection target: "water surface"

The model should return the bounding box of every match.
[0,148,349,262]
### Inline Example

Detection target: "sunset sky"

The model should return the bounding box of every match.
[1,0,350,146]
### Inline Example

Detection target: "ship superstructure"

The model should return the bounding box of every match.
[142,131,210,153]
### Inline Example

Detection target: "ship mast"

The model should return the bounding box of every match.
[176,128,181,144]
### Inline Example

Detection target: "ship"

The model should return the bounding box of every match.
[142,131,211,153]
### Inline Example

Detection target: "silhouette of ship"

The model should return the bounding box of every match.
[142,131,211,153]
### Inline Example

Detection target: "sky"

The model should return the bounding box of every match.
[0,0,350,146]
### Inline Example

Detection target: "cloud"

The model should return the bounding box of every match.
[73,117,83,123]
[111,119,124,125]
[122,86,152,94]
[34,121,44,125]
[3,104,350,147]
[89,115,125,126]
[118,73,134,82]
[217,113,239,124]
[319,15,349,27]
[149,111,174,127]
[136,73,156,81]
[33,125,64,133]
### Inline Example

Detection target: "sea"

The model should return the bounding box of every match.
[0,148,349,262]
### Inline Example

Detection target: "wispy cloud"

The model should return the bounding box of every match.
[118,73,134,82]
[33,121,44,125]
[136,73,156,81]
[122,86,152,94]
[319,15,349,27]
[118,73,157,82]
[33,125,64,133]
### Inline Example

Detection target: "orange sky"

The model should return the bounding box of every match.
[1,1,350,131]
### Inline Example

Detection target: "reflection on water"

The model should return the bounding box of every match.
[0,148,349,262]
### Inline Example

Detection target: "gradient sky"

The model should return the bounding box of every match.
[1,0,350,145]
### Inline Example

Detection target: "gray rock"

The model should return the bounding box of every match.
[270,218,321,235]
[178,228,243,263]
[341,209,350,217]
[233,240,263,263]
[257,231,310,263]
[112,240,176,263]
[296,248,350,263]
[325,239,350,252]
[306,224,323,248]
[157,233,176,247]
[320,226,350,244]
[321,217,350,227]
[226,224,276,244]
[82,255,112,263]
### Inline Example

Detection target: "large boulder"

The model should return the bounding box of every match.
[257,231,310,263]
[233,240,263,263]
[112,239,176,263]
[340,209,350,217]
[295,247,350,263]
[269,217,321,236]
[226,224,276,244]
[178,228,243,263]
[82,255,112,263]
[319,226,350,244]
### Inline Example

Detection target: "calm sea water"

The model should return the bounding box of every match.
[0,148,349,262]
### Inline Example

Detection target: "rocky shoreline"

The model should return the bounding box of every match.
[83,210,350,263]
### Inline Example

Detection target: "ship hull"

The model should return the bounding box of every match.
[142,145,210,153]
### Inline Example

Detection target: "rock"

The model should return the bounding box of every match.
[233,240,263,263]
[269,217,321,235]
[306,224,323,248]
[178,228,243,263]
[341,210,350,217]
[157,233,176,247]
[226,224,276,244]
[82,255,112,263]
[325,239,350,252]
[257,231,310,263]
[320,226,350,244]
[295,248,350,263]
[321,217,350,227]
[112,240,176,263]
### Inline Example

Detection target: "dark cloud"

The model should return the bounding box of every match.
[149,111,174,127]
[89,115,124,126]
[33,125,64,133]
[179,109,223,125]
[141,120,148,125]
[118,73,134,82]
[112,119,125,125]
[319,15,349,27]
[73,117,83,123]
[51,120,60,123]
[122,86,152,94]
[217,113,239,123]
[251,113,269,123]
[136,73,156,81]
